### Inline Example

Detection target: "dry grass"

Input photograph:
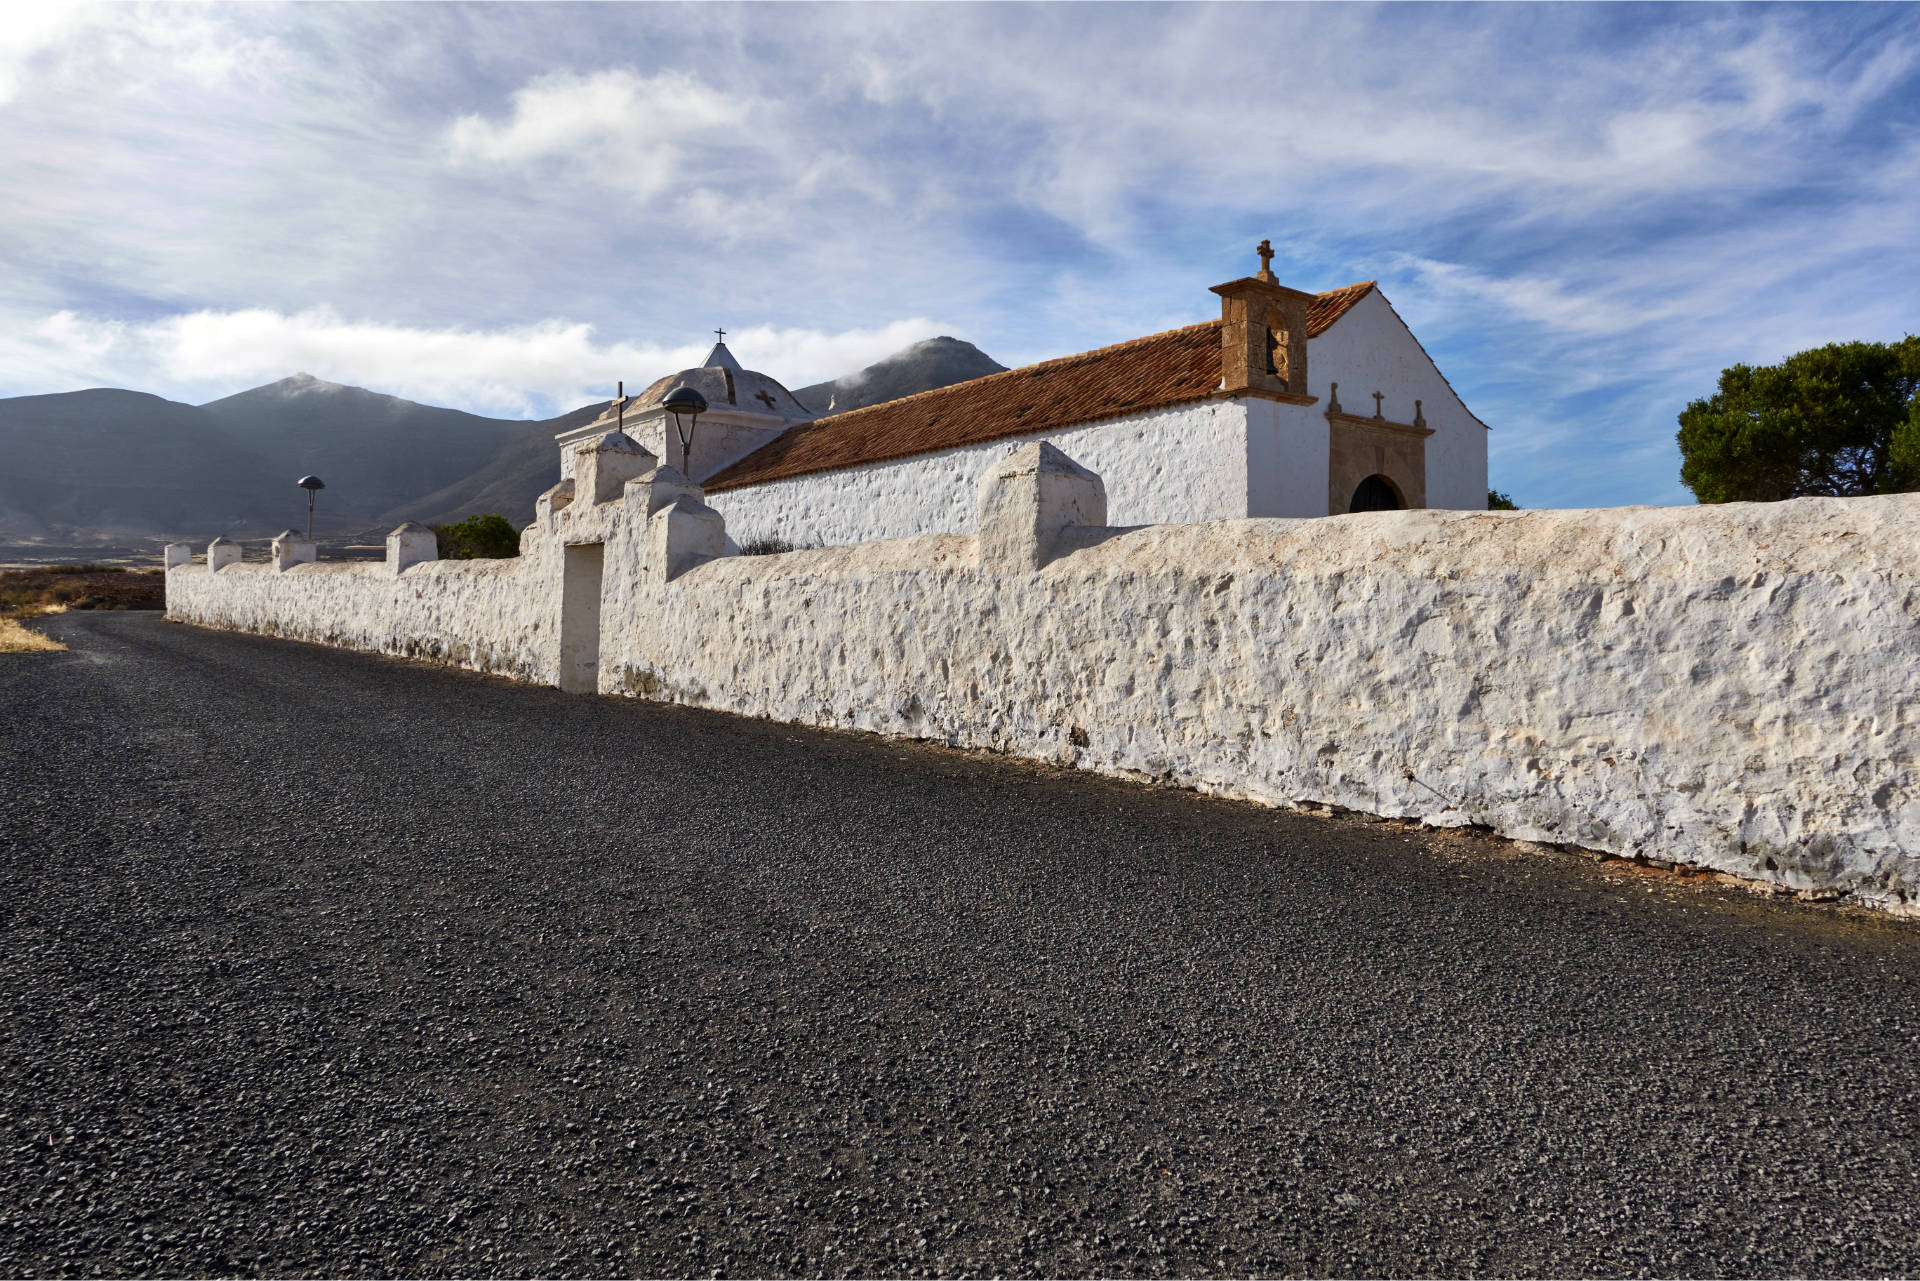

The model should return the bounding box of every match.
[0,615,64,653]
[0,564,162,654]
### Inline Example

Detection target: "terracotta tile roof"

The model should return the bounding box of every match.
[1304,280,1376,336]
[707,282,1376,493]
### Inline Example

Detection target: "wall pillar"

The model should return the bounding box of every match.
[629,463,698,517]
[387,522,438,576]
[976,441,1107,571]
[647,496,726,582]
[574,430,657,506]
[271,530,317,572]
[164,543,194,570]
[207,537,241,572]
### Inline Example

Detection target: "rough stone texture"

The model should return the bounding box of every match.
[171,446,1920,912]
[205,537,241,572]
[167,557,555,683]
[611,494,1920,914]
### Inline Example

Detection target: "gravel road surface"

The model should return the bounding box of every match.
[5,612,1920,1278]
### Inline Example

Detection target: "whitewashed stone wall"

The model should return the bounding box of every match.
[615,486,1920,914]
[707,400,1249,549]
[170,439,1920,913]
[165,556,558,683]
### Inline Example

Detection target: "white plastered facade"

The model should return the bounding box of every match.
[703,291,1488,549]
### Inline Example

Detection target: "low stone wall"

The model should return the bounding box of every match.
[166,556,556,683]
[616,475,1920,913]
[169,434,1920,913]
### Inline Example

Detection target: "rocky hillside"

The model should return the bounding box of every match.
[0,389,286,541]
[793,337,1005,415]
[199,374,531,515]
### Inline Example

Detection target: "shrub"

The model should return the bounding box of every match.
[1487,490,1519,510]
[733,537,817,556]
[432,513,521,559]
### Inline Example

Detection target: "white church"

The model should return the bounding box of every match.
[555,244,1488,548]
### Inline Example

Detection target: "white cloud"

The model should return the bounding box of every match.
[0,0,95,104]
[3,4,1917,512]
[0,3,285,105]
[9,307,944,418]
[446,69,747,195]
[1389,257,1647,339]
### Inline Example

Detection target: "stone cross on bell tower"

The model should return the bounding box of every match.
[1210,239,1315,403]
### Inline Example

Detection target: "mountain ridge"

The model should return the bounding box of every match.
[794,336,1005,415]
[0,335,1007,546]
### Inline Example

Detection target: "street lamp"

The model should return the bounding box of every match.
[297,475,325,540]
[662,385,708,475]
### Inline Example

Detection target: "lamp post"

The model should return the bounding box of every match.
[297,475,325,540]
[662,385,708,475]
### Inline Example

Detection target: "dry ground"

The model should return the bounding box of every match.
[0,564,165,652]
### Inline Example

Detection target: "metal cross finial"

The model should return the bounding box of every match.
[1256,239,1275,281]
[1373,391,1385,418]
[714,327,726,342]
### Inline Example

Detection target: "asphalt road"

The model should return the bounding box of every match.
[5,612,1920,1279]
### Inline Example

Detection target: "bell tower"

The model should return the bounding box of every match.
[1211,239,1316,404]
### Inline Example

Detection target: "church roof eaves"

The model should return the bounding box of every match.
[705,282,1377,494]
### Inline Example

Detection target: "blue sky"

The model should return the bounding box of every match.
[2,2,1917,507]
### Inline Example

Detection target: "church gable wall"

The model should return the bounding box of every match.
[706,399,1251,550]
[1306,290,1488,511]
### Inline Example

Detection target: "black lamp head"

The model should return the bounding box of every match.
[661,386,708,418]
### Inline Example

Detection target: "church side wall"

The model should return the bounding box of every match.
[1307,290,1488,511]
[1244,399,1332,518]
[706,400,1250,549]
[165,556,560,684]
[616,492,1920,915]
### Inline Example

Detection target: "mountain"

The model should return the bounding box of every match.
[199,374,532,515]
[0,389,288,541]
[0,336,1008,547]
[378,400,611,529]
[793,337,1005,415]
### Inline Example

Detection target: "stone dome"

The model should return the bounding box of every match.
[632,339,813,423]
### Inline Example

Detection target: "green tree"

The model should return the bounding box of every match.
[1487,489,1519,510]
[432,513,521,559]
[1677,337,1920,503]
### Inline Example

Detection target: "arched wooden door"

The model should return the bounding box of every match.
[1349,474,1404,512]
